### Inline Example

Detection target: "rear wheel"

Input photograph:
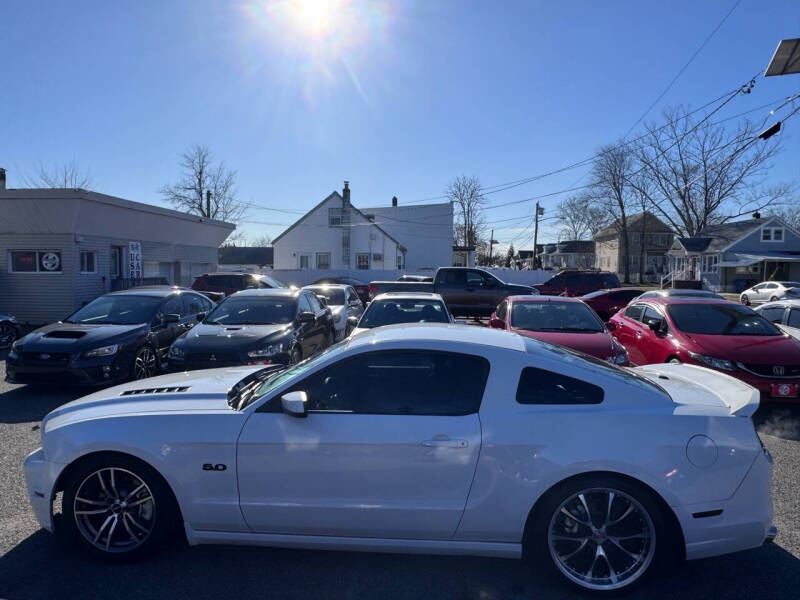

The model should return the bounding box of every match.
[667,357,681,364]
[527,475,667,594]
[0,321,18,347]
[61,454,179,560]
[741,294,750,306]
[770,296,779,302]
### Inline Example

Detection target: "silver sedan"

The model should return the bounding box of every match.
[304,284,364,341]
[740,281,800,305]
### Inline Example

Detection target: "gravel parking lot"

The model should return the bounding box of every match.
[1,357,799,600]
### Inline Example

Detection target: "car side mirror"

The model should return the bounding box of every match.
[488,317,505,329]
[647,320,666,334]
[297,311,315,323]
[606,321,617,331]
[281,390,308,418]
[347,316,359,326]
[164,313,181,324]
[196,312,206,322]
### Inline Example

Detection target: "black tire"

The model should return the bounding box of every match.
[60,453,180,560]
[667,357,681,364]
[0,321,19,347]
[525,474,671,595]
[131,345,158,381]
[741,294,750,306]
[770,296,779,302]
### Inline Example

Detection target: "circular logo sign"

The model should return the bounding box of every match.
[778,384,791,396]
[40,252,61,271]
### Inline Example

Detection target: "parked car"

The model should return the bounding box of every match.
[580,288,645,321]
[534,270,620,296]
[351,292,452,336]
[169,288,334,370]
[0,313,22,348]
[397,274,433,282]
[191,272,285,297]
[740,281,800,305]
[5,288,214,385]
[608,297,800,401]
[488,296,628,365]
[25,324,774,594]
[368,267,537,317]
[312,276,370,305]
[753,299,800,338]
[636,289,725,301]
[303,284,364,341]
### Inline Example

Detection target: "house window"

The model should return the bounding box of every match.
[328,208,342,227]
[372,253,383,263]
[9,250,62,273]
[397,254,404,270]
[762,227,784,242]
[80,251,97,274]
[299,254,310,269]
[356,253,370,270]
[316,253,331,269]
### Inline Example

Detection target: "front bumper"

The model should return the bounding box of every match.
[169,351,290,372]
[732,370,800,403]
[23,448,63,533]
[677,446,774,561]
[5,353,123,386]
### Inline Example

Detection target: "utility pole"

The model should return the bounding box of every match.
[488,229,494,264]
[205,190,212,218]
[532,202,544,270]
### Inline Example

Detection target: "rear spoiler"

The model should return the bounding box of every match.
[633,363,760,417]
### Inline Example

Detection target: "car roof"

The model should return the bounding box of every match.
[346,323,526,352]
[231,288,299,298]
[303,284,350,290]
[202,272,262,277]
[507,295,584,304]
[756,299,800,309]
[107,287,181,297]
[633,297,739,306]
[372,292,444,300]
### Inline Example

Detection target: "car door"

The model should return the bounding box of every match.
[638,305,669,364]
[305,292,329,350]
[295,294,316,357]
[436,269,467,314]
[182,292,213,327]
[237,349,487,539]
[345,286,364,321]
[152,294,186,359]
[465,270,499,315]
[762,282,779,302]
[614,304,646,365]
[786,307,800,336]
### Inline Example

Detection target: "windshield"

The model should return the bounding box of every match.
[206,297,295,325]
[260,275,285,288]
[306,287,345,305]
[66,295,164,325]
[358,299,449,328]
[511,302,604,333]
[581,290,607,299]
[667,304,782,336]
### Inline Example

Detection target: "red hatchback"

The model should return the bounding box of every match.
[580,287,645,321]
[489,296,629,365]
[608,297,800,401]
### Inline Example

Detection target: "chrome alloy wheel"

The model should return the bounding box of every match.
[547,487,655,591]
[133,347,157,380]
[73,468,156,553]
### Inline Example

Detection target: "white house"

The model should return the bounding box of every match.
[271,183,454,271]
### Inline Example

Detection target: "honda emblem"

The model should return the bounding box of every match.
[773,365,785,376]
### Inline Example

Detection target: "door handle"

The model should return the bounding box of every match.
[422,439,468,448]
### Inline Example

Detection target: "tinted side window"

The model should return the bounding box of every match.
[183,293,209,315]
[162,295,184,317]
[443,270,466,285]
[760,306,786,324]
[516,366,603,405]
[642,306,664,327]
[306,293,323,312]
[564,273,582,286]
[496,301,507,321]
[294,351,490,415]
[788,309,800,328]
[297,295,312,314]
[624,305,644,321]
[601,274,621,287]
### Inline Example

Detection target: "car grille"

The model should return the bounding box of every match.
[21,352,71,365]
[739,363,800,378]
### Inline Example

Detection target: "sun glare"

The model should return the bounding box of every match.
[289,0,343,35]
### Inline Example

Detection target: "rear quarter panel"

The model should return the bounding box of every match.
[456,350,762,543]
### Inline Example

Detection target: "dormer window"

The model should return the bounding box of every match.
[761,227,784,242]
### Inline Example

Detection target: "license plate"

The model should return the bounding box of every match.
[770,383,799,398]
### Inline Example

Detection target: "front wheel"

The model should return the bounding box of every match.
[667,357,682,364]
[132,346,158,380]
[61,454,179,559]
[528,476,667,594]
[0,321,19,347]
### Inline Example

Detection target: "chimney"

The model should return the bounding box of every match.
[0,168,6,191]
[342,181,350,207]
[392,195,398,207]
[753,211,761,220]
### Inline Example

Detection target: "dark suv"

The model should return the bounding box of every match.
[534,270,621,297]
[191,272,285,297]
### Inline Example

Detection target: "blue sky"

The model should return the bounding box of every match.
[1,0,798,248]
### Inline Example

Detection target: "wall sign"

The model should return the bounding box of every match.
[129,241,142,280]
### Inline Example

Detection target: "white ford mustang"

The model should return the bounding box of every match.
[24,324,774,594]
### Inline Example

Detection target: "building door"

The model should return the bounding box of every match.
[110,246,124,289]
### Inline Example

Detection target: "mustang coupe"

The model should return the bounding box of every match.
[6,287,214,385]
[169,288,334,370]
[25,325,774,594]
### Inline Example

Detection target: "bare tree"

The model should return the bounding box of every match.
[250,235,273,247]
[632,106,788,236]
[159,145,246,223]
[447,176,486,247]
[556,194,608,240]
[768,203,800,230]
[590,144,635,283]
[22,159,94,189]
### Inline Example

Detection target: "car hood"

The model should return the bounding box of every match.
[176,323,292,350]
[509,284,537,295]
[511,329,614,359]
[683,332,800,362]
[19,322,148,351]
[42,366,265,432]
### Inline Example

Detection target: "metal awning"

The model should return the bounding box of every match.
[717,257,760,268]
[718,252,800,267]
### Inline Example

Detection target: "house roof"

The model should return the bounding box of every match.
[271,190,404,249]
[551,240,594,254]
[675,237,712,253]
[670,217,795,255]
[218,246,274,266]
[594,211,674,240]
